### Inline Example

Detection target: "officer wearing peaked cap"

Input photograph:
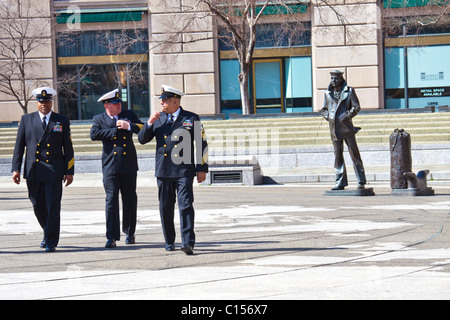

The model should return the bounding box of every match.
[32,87,57,101]
[138,85,208,255]
[90,89,144,248]
[159,85,184,99]
[12,87,75,252]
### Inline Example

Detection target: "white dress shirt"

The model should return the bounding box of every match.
[39,111,52,127]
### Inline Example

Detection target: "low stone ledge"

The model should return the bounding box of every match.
[204,156,263,185]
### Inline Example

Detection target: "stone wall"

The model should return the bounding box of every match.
[0,0,55,122]
[311,0,385,111]
[149,0,218,116]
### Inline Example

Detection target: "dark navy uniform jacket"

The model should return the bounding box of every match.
[138,107,208,178]
[12,112,75,182]
[90,110,144,175]
[321,82,362,141]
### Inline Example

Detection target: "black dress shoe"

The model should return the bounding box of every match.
[125,235,135,244]
[45,246,56,252]
[181,245,194,255]
[105,239,116,248]
[332,186,345,190]
[165,244,175,251]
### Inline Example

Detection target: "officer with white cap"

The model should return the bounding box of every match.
[139,85,208,255]
[159,85,184,99]
[12,86,75,252]
[90,89,144,248]
[32,87,57,101]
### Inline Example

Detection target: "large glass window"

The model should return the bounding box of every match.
[58,63,149,120]
[219,60,242,118]
[253,59,284,113]
[219,57,313,115]
[56,28,150,120]
[385,45,450,109]
[385,47,406,109]
[218,20,312,115]
[255,22,311,49]
[407,45,450,108]
[57,29,149,57]
[285,56,312,113]
[218,22,311,51]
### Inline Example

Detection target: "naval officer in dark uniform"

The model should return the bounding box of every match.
[12,87,75,252]
[90,89,144,248]
[320,70,367,190]
[138,85,208,255]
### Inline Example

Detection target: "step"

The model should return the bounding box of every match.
[2,112,448,134]
[1,123,448,142]
[2,114,449,134]
[2,124,447,143]
[1,112,449,158]
[0,130,447,150]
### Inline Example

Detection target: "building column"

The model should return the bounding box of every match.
[0,0,54,121]
[311,0,385,111]
[148,0,218,115]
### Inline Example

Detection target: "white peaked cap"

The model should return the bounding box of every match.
[97,89,122,103]
[32,87,57,97]
[160,85,184,99]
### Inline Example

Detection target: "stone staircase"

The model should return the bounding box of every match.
[2,112,449,156]
[1,111,449,181]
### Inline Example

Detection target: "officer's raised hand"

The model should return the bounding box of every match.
[148,112,161,125]
[116,120,130,130]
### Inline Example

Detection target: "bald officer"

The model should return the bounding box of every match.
[12,87,75,252]
[90,89,144,248]
[138,85,208,255]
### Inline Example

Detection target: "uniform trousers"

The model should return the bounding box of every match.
[26,180,63,248]
[332,135,366,188]
[102,172,137,241]
[157,177,195,247]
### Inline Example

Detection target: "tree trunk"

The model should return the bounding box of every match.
[21,102,28,115]
[20,77,28,115]
[239,63,252,115]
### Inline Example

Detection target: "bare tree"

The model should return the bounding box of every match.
[382,0,449,40]
[99,29,149,88]
[150,0,310,115]
[196,0,310,114]
[0,0,52,114]
[204,0,271,114]
[54,15,149,110]
[55,1,309,116]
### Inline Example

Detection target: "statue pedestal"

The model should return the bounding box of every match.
[390,188,434,196]
[324,187,375,196]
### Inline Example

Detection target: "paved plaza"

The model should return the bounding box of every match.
[0,174,449,301]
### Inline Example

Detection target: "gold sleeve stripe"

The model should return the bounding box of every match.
[68,158,75,170]
[201,152,208,165]
[136,124,144,130]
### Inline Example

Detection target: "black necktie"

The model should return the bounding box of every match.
[42,116,47,129]
[168,114,174,124]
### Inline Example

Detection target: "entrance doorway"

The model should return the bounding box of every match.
[253,59,284,114]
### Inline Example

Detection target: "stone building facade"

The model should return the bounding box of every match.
[0,0,448,122]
